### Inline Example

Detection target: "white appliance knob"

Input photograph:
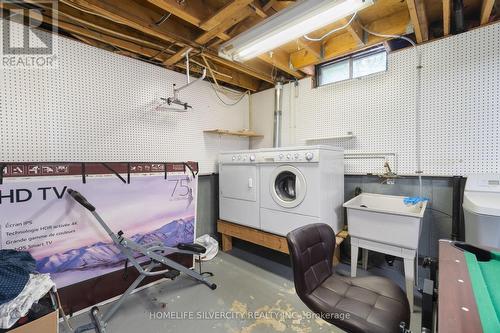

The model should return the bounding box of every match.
[279,154,284,159]
[305,152,314,161]
[232,156,236,161]
[294,153,299,159]
[250,155,256,161]
[238,155,241,160]
[286,154,291,159]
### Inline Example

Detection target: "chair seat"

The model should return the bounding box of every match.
[303,275,410,333]
[176,243,206,254]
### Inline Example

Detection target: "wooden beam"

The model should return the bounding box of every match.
[340,17,366,46]
[196,6,254,45]
[176,61,260,92]
[7,4,261,92]
[163,46,190,66]
[480,0,495,25]
[147,0,231,40]
[406,0,429,43]
[296,39,322,60]
[443,0,451,36]
[250,1,268,18]
[62,0,271,89]
[202,52,274,83]
[290,9,410,69]
[164,5,254,67]
[62,0,196,46]
[28,1,169,51]
[147,0,206,26]
[262,0,277,12]
[259,49,303,78]
[200,0,254,31]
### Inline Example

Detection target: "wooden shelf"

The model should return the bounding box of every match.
[203,129,263,138]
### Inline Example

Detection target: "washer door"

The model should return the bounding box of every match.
[270,165,307,208]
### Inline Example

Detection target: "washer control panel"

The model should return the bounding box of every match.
[220,149,325,164]
[258,150,319,163]
[220,153,257,164]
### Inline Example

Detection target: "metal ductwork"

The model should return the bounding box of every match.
[273,82,283,147]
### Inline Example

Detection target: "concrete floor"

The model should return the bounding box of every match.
[61,243,422,333]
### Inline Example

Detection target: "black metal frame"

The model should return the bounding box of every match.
[0,161,200,185]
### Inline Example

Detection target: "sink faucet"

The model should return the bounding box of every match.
[384,161,396,177]
[379,161,397,184]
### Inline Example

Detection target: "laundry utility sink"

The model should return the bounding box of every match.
[343,193,427,250]
[343,193,428,311]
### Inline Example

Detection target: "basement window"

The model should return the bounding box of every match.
[316,45,387,86]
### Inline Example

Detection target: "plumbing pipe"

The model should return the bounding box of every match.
[273,82,284,147]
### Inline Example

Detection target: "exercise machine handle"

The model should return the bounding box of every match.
[68,188,95,212]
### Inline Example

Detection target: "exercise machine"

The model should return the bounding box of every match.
[66,189,216,333]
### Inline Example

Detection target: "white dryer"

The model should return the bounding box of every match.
[258,146,344,236]
[219,150,260,229]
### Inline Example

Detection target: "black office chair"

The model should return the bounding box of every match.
[287,223,410,333]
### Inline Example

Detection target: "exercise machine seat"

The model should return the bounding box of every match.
[286,223,410,333]
[177,243,206,254]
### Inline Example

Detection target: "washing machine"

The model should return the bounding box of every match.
[463,174,500,248]
[219,150,260,229]
[258,146,344,236]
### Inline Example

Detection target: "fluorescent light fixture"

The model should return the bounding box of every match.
[219,0,374,62]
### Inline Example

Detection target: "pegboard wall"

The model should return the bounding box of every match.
[0,20,250,174]
[252,23,500,176]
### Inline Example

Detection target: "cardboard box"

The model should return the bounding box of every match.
[9,310,58,333]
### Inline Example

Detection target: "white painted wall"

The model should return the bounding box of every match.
[250,23,500,176]
[0,20,250,174]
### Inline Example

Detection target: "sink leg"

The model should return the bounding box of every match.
[403,257,415,312]
[351,244,359,277]
[362,249,369,270]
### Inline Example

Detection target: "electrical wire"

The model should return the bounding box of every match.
[155,12,172,26]
[201,54,250,106]
[303,12,358,42]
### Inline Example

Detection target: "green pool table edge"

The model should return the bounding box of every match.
[464,251,500,333]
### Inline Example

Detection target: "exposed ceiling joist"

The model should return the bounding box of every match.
[196,6,254,45]
[250,1,268,18]
[480,0,495,25]
[26,1,169,51]
[176,61,260,92]
[148,1,275,82]
[290,9,410,69]
[61,0,194,46]
[199,0,254,31]
[202,52,275,84]
[296,39,322,60]
[262,0,277,12]
[146,0,230,40]
[163,46,190,66]
[443,0,451,36]
[63,0,273,85]
[340,17,366,46]
[4,2,261,92]
[259,49,304,78]
[406,0,429,43]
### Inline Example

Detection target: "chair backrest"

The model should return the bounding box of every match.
[286,223,335,297]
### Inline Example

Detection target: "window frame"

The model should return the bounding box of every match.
[315,45,387,87]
